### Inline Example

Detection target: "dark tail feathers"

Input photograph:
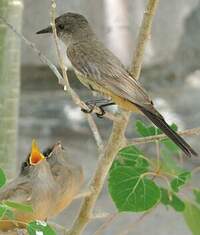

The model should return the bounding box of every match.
[135,104,197,157]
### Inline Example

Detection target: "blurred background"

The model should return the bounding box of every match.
[0,0,200,234]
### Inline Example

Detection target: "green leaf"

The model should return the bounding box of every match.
[4,200,33,213]
[27,221,56,235]
[0,168,6,188]
[160,188,185,212]
[4,207,15,220]
[0,203,15,220]
[193,189,200,204]
[108,166,161,212]
[170,172,191,192]
[135,120,179,153]
[135,120,161,137]
[170,123,178,132]
[183,202,200,235]
[115,146,149,170]
[0,203,15,219]
[162,139,180,153]
[0,204,7,219]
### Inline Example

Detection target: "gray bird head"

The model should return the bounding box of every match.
[43,142,66,166]
[36,12,92,45]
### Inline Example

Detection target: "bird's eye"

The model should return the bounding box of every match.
[58,24,64,30]
[23,161,28,168]
[20,161,29,173]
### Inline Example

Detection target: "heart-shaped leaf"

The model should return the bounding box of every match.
[109,166,161,212]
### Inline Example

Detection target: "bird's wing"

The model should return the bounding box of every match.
[67,42,152,108]
[67,42,197,157]
[0,176,32,203]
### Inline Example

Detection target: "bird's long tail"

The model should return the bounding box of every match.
[134,104,197,157]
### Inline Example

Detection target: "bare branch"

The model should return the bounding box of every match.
[50,1,70,88]
[74,191,92,200]
[93,213,118,235]
[0,15,65,86]
[86,114,104,152]
[125,127,200,146]
[48,222,68,234]
[91,212,113,220]
[67,116,129,235]
[131,0,159,80]
[117,210,152,235]
[67,0,160,234]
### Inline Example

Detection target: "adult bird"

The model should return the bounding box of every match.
[37,12,197,157]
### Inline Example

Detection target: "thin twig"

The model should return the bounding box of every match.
[118,210,152,235]
[91,212,114,220]
[48,221,68,234]
[125,127,200,146]
[155,129,160,171]
[93,213,118,235]
[0,15,65,86]
[74,191,92,200]
[86,114,104,152]
[50,1,70,88]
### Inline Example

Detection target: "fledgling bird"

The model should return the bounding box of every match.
[37,12,197,157]
[42,142,84,217]
[0,140,58,231]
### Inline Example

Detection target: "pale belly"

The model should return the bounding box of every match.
[74,71,140,113]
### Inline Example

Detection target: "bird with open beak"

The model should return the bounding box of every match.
[0,140,57,231]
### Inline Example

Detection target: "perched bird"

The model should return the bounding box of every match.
[37,12,197,157]
[42,142,84,217]
[0,140,57,231]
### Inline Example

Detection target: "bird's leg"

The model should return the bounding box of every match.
[96,102,116,118]
[81,98,113,114]
[81,100,96,114]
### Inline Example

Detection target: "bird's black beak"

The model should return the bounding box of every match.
[36,26,52,34]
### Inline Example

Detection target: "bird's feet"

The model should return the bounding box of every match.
[81,99,115,118]
[81,101,96,114]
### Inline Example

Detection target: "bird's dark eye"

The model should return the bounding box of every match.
[22,161,28,168]
[20,161,30,174]
[58,24,64,30]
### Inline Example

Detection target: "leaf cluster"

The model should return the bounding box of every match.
[108,120,200,235]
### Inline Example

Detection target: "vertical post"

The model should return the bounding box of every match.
[0,0,23,178]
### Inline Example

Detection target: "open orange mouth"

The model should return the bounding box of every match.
[29,139,45,165]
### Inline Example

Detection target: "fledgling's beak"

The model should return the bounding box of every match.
[29,139,45,165]
[36,26,52,34]
[45,142,63,159]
